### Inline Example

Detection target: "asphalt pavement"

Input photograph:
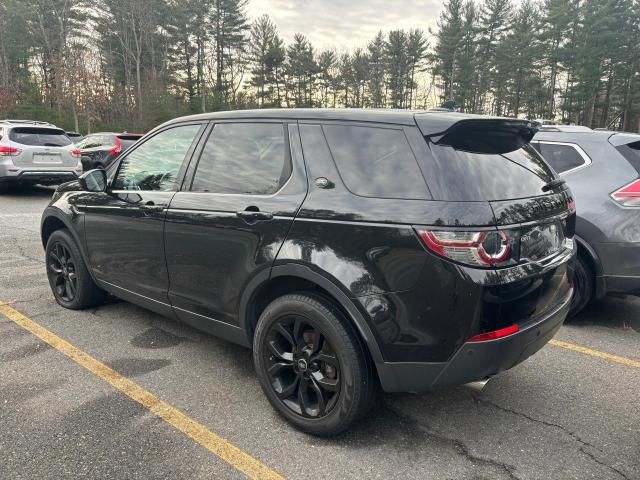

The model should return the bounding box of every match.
[1,186,638,480]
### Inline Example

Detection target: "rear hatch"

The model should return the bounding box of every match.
[117,134,143,153]
[414,113,574,329]
[9,127,77,167]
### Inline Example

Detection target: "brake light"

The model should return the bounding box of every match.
[0,146,20,156]
[71,149,81,158]
[610,179,640,207]
[467,324,519,342]
[416,229,512,268]
[109,136,122,157]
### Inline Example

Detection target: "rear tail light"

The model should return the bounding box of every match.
[0,146,20,156]
[416,229,513,268]
[109,136,122,157]
[467,324,519,342]
[610,179,640,207]
[71,149,81,158]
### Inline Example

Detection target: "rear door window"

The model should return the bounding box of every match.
[322,124,428,200]
[538,142,589,174]
[424,143,554,201]
[191,123,290,195]
[9,127,72,147]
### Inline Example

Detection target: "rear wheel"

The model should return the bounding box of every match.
[568,254,593,318]
[253,293,376,436]
[46,229,105,309]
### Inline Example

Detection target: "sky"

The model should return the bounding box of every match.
[247,0,442,52]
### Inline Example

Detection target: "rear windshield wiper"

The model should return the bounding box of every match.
[43,143,63,147]
[542,178,566,192]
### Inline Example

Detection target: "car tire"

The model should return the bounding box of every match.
[45,229,106,310]
[253,293,377,436]
[95,163,104,170]
[568,254,593,318]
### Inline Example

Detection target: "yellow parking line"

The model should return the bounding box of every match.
[549,339,640,369]
[0,303,284,480]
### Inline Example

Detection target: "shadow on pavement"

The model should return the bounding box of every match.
[569,294,640,332]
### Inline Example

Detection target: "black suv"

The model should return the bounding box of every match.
[41,110,575,435]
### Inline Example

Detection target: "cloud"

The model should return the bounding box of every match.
[247,0,441,51]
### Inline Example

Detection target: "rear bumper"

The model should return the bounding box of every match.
[377,288,572,392]
[1,171,79,185]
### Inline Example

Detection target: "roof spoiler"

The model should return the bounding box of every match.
[414,112,539,154]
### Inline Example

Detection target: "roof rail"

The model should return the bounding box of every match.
[538,125,592,133]
[0,119,57,127]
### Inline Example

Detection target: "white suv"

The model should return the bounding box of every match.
[0,120,83,192]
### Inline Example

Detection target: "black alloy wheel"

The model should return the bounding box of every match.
[265,316,341,418]
[45,229,105,309]
[254,294,376,436]
[48,241,78,302]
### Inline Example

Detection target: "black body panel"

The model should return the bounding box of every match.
[164,123,307,326]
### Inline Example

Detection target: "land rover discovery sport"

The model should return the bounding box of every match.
[41,109,575,435]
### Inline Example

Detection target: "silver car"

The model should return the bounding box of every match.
[0,120,83,192]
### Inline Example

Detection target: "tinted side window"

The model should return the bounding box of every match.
[323,124,428,199]
[113,124,200,191]
[615,141,640,174]
[191,123,289,195]
[539,143,587,173]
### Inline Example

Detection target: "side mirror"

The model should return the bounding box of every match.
[79,169,107,193]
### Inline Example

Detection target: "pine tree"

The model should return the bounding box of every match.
[210,0,249,106]
[431,0,464,103]
[248,14,276,107]
[476,0,512,114]
[386,30,409,108]
[367,31,387,108]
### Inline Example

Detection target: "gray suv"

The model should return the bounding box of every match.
[533,125,640,315]
[0,120,83,192]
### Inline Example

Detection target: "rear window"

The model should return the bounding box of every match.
[118,136,141,150]
[615,141,640,174]
[323,124,428,200]
[9,127,72,147]
[424,143,556,201]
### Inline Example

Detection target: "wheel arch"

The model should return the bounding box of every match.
[41,208,98,284]
[239,264,385,366]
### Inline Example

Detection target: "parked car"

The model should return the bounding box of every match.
[41,110,575,435]
[66,131,84,144]
[533,125,640,316]
[76,132,142,170]
[0,119,83,192]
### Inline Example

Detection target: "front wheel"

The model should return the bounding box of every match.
[46,229,105,309]
[253,293,376,436]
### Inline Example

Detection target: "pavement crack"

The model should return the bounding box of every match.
[478,397,630,479]
[383,402,520,480]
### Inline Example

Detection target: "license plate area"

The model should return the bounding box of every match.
[520,221,565,262]
[33,153,62,164]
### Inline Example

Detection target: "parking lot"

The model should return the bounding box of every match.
[1,186,638,480]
